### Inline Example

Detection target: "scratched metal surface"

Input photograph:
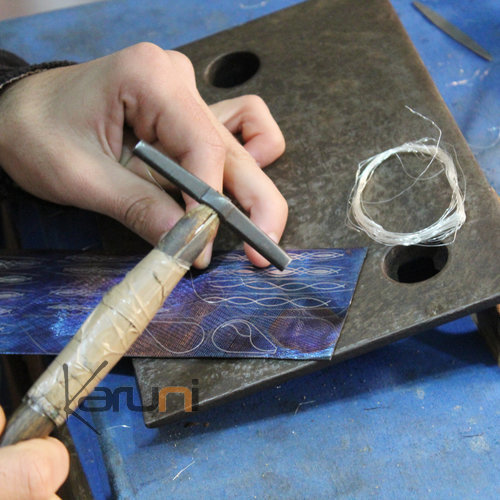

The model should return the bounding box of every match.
[133,0,500,426]
[0,248,366,359]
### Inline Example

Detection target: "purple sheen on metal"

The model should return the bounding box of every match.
[0,248,366,360]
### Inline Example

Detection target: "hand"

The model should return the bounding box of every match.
[0,406,69,500]
[0,43,288,267]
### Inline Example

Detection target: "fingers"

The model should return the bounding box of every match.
[113,45,228,265]
[122,148,179,194]
[0,406,5,433]
[0,43,287,268]
[115,50,287,266]
[221,133,288,266]
[0,436,69,500]
[116,44,226,194]
[209,95,286,168]
[208,96,288,266]
[198,107,287,266]
[57,147,186,246]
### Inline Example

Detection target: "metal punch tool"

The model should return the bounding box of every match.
[1,142,291,446]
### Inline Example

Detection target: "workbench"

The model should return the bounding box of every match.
[0,1,498,498]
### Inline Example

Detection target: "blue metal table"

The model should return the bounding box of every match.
[0,1,498,498]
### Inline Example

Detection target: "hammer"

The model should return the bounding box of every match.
[0,141,290,446]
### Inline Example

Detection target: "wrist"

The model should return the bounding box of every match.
[0,60,75,96]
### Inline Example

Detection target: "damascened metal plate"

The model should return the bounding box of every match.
[133,0,500,427]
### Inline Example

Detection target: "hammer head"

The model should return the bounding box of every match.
[133,141,291,271]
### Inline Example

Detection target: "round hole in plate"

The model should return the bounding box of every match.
[206,51,260,88]
[383,244,448,284]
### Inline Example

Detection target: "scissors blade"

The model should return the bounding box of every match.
[413,1,492,61]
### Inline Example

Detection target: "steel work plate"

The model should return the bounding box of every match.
[133,0,500,426]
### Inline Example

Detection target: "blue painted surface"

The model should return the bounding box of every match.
[0,0,498,498]
[0,0,497,191]
[391,0,500,193]
[0,0,306,62]
[69,317,499,499]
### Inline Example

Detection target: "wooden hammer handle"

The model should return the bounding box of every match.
[1,205,218,446]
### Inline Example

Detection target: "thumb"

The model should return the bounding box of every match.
[60,150,186,246]
[0,436,69,500]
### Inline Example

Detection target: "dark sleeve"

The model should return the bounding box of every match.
[0,49,74,93]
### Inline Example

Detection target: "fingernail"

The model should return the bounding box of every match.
[196,241,213,269]
[268,232,280,244]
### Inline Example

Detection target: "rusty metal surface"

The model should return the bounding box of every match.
[133,0,500,427]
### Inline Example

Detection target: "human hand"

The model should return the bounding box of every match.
[0,406,69,500]
[0,43,287,267]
